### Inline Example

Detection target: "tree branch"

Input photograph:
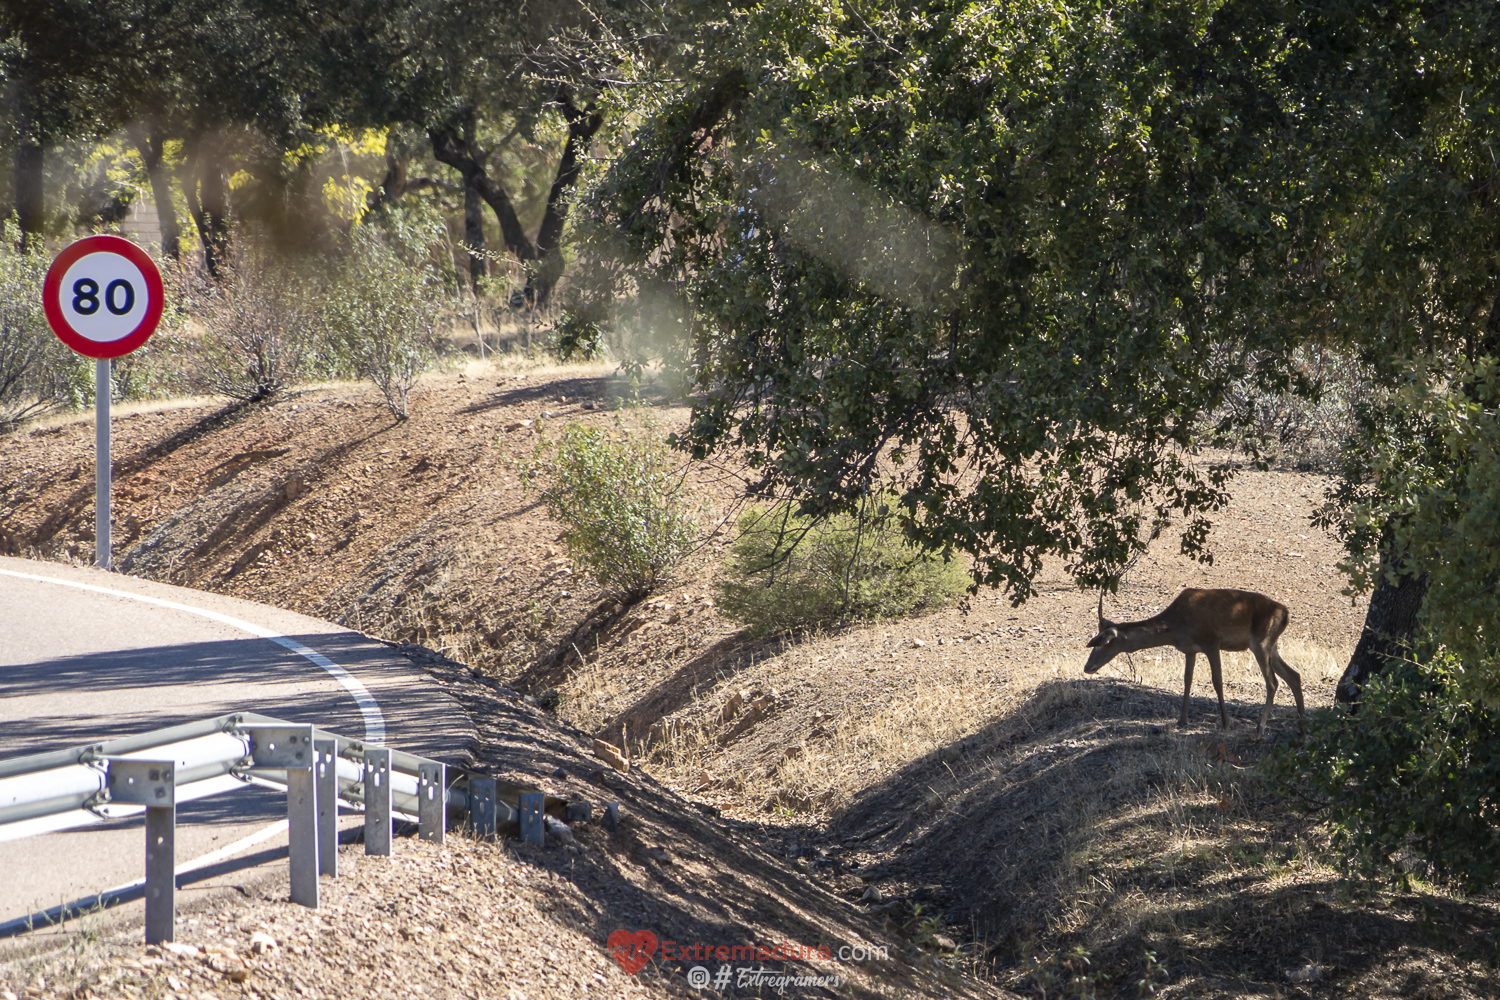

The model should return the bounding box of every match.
[428,124,537,260]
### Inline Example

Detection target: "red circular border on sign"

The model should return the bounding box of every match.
[42,235,166,359]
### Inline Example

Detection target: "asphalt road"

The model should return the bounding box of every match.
[0,555,473,940]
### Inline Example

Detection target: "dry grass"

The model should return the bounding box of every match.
[641,635,1349,821]
[634,634,1500,997]
[556,649,633,733]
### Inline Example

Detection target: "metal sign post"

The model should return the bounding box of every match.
[42,235,165,570]
[95,358,110,568]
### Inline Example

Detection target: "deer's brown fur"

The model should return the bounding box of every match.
[1084,588,1305,733]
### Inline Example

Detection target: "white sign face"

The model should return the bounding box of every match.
[56,251,152,344]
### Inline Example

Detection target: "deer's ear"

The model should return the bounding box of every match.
[1086,632,1105,647]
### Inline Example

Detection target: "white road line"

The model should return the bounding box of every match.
[0,567,386,743]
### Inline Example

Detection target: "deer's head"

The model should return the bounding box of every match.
[1083,592,1121,674]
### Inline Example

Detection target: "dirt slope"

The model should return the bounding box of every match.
[4,362,1496,998]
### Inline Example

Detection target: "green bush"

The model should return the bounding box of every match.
[1266,651,1500,892]
[320,228,445,419]
[715,498,968,636]
[525,409,698,600]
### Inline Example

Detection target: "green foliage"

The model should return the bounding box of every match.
[577,0,1344,599]
[1317,357,1500,708]
[555,309,609,362]
[715,498,967,637]
[573,0,1500,606]
[320,226,446,420]
[1266,652,1500,893]
[525,409,698,601]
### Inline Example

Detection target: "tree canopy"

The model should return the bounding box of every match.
[0,0,633,292]
[576,0,1500,687]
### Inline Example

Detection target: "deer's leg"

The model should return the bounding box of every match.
[1251,645,1278,735]
[1270,647,1306,733]
[1180,652,1196,727]
[1205,647,1229,730]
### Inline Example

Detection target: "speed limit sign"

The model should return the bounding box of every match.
[42,234,165,359]
[42,234,166,570]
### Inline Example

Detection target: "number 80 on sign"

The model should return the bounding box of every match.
[43,235,165,359]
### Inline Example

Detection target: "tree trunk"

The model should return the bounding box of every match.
[15,139,44,252]
[464,178,488,292]
[183,136,230,277]
[1336,569,1428,706]
[130,126,182,259]
[528,95,603,308]
[14,79,44,253]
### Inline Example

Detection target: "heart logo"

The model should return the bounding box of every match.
[608,928,658,975]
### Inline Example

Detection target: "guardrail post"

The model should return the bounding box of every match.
[245,725,318,908]
[417,761,445,844]
[104,759,175,943]
[519,792,544,846]
[364,747,392,856]
[470,776,497,839]
[314,739,339,877]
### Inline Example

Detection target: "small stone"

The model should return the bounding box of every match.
[249,931,278,955]
[163,942,201,958]
[552,766,567,779]
[911,639,925,648]
[1286,965,1324,983]
[543,815,575,844]
[931,934,958,952]
[860,886,883,903]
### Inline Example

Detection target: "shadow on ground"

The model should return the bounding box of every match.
[826,677,1500,997]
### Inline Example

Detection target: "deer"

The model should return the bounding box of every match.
[1083,588,1305,734]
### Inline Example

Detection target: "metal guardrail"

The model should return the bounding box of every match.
[0,712,594,944]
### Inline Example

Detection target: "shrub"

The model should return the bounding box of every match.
[0,220,81,425]
[320,228,444,419]
[715,498,968,636]
[1215,347,1372,470]
[190,242,319,401]
[1266,651,1500,892]
[525,408,698,600]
